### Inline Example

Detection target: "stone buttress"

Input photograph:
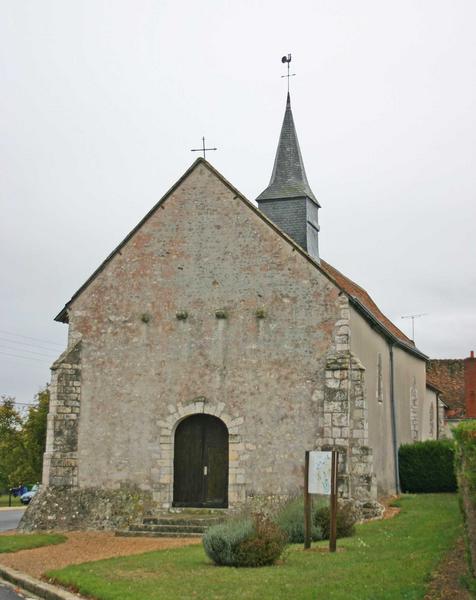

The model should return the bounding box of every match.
[315,294,381,517]
[42,341,82,487]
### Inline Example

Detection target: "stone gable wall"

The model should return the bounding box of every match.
[35,164,344,527]
[25,164,413,530]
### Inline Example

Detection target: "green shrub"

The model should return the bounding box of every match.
[234,515,288,567]
[276,497,322,543]
[314,504,357,540]
[453,420,476,502]
[399,440,457,493]
[453,420,476,580]
[203,518,254,566]
[203,515,287,567]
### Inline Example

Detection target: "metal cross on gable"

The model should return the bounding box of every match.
[191,136,217,160]
[281,53,296,93]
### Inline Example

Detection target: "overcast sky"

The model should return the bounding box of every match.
[1,0,475,406]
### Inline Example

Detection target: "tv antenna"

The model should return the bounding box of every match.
[401,313,428,342]
[281,53,296,93]
[191,137,217,160]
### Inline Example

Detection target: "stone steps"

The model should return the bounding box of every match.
[115,510,226,538]
[142,517,221,527]
[115,529,203,538]
[133,523,207,534]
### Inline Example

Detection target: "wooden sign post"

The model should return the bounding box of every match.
[329,450,339,553]
[304,451,312,549]
[305,449,339,552]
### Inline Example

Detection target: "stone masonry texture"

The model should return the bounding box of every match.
[42,342,82,488]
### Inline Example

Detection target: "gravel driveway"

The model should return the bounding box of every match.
[0,531,200,578]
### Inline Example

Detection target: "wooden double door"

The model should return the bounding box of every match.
[173,414,228,508]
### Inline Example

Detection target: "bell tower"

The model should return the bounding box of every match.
[256,93,320,262]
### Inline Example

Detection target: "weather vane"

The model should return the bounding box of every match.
[191,137,217,160]
[281,53,296,93]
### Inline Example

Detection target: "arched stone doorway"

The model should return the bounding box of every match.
[173,414,228,508]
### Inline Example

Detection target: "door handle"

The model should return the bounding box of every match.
[204,466,208,476]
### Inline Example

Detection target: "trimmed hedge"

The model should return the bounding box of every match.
[454,420,476,504]
[453,420,476,579]
[399,440,457,493]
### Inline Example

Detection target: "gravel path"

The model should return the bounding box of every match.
[0,532,200,578]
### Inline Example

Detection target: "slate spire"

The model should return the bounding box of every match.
[257,93,320,261]
[257,93,318,205]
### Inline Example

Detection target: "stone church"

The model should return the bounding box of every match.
[23,93,435,530]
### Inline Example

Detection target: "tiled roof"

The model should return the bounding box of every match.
[320,259,414,346]
[256,93,319,205]
[426,360,465,416]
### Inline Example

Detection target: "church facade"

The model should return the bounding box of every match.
[23,95,433,531]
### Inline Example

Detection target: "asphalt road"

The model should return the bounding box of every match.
[0,510,25,533]
[0,508,37,599]
[0,582,38,600]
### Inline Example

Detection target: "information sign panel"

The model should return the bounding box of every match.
[308,451,332,495]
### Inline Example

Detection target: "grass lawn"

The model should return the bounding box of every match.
[0,533,66,554]
[48,494,461,600]
[0,495,22,508]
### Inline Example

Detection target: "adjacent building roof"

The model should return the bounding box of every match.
[426,359,465,416]
[320,260,414,347]
[256,93,319,205]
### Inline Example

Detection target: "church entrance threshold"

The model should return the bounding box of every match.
[173,414,228,508]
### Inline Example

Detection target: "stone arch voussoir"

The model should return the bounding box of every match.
[154,398,246,509]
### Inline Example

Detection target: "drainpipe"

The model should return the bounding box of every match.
[389,343,400,494]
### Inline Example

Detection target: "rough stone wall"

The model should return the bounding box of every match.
[20,485,153,532]
[316,295,378,507]
[33,162,344,530]
[42,342,81,488]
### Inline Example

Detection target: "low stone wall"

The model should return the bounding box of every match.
[19,485,155,532]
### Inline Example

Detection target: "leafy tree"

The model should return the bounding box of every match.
[0,396,23,491]
[0,387,50,492]
[22,387,49,484]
